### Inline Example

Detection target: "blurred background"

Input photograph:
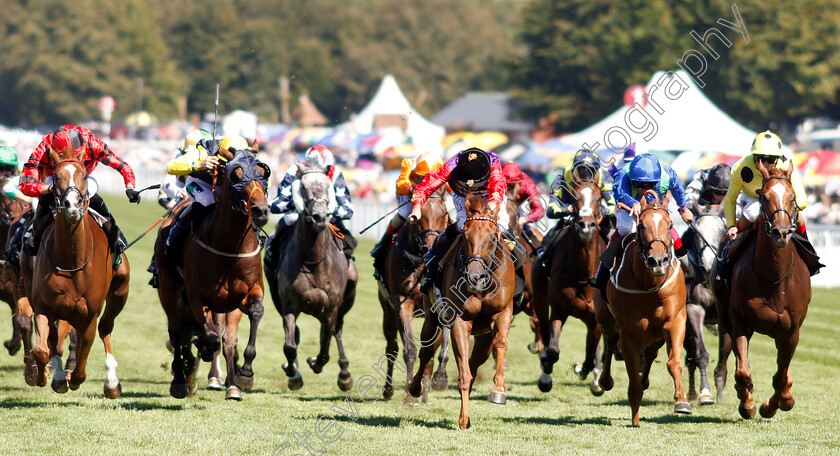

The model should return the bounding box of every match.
[2,0,840,284]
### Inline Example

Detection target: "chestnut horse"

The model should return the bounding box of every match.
[378,190,449,402]
[407,195,515,429]
[156,148,270,400]
[594,191,691,426]
[532,180,605,395]
[504,196,542,355]
[268,160,357,392]
[22,157,130,397]
[712,163,810,420]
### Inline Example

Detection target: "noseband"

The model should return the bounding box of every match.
[758,176,798,235]
[637,206,673,264]
[52,159,89,213]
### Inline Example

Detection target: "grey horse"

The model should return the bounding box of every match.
[267,160,358,391]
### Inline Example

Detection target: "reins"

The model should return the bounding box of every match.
[44,229,95,273]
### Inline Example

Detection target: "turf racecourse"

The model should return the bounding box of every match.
[0,195,838,456]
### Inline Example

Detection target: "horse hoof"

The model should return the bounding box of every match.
[207,377,224,391]
[306,357,323,374]
[431,372,448,391]
[24,363,38,387]
[759,402,776,419]
[488,391,506,405]
[780,396,795,412]
[51,377,69,394]
[699,388,714,405]
[104,382,122,399]
[383,385,394,401]
[403,394,422,407]
[674,402,692,414]
[225,386,243,401]
[739,404,757,420]
[170,382,189,399]
[527,342,540,354]
[235,373,254,391]
[598,374,614,392]
[688,390,698,402]
[68,371,82,391]
[165,339,174,354]
[337,373,353,392]
[589,370,605,397]
[288,371,303,391]
[4,340,21,356]
[537,372,553,393]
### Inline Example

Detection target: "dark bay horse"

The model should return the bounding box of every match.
[156,148,270,400]
[0,184,30,356]
[22,157,130,397]
[712,163,810,420]
[504,196,542,356]
[407,195,515,429]
[594,192,691,426]
[268,160,357,391]
[532,180,605,395]
[683,203,726,405]
[378,190,449,402]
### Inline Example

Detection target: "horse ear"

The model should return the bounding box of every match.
[755,157,770,180]
[785,162,793,179]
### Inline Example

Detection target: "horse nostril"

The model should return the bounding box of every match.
[646,257,657,268]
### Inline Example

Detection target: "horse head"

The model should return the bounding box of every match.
[755,160,797,248]
[571,180,602,243]
[0,177,26,227]
[462,195,501,293]
[415,188,448,252]
[292,157,335,232]
[692,205,725,280]
[217,148,270,227]
[635,189,673,276]
[51,157,89,224]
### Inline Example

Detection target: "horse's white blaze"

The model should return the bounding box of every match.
[579,187,594,217]
[104,353,119,389]
[771,182,787,206]
[50,355,65,381]
[62,165,83,208]
[651,212,663,231]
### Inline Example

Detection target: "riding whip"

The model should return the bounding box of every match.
[212,83,220,139]
[135,183,161,193]
[359,200,413,234]
[687,223,724,263]
[125,207,174,250]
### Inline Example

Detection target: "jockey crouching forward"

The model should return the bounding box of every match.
[590,153,693,296]
[409,147,523,293]
[370,150,445,277]
[263,145,356,271]
[718,131,823,282]
[502,162,544,251]
[537,149,616,263]
[15,125,139,269]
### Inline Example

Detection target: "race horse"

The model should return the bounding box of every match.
[532,179,605,395]
[504,196,542,356]
[594,191,691,426]
[156,148,270,400]
[712,162,811,420]
[378,189,449,402]
[682,203,726,405]
[267,159,357,392]
[21,156,130,397]
[0,180,30,356]
[407,195,515,429]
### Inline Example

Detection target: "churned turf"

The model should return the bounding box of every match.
[0,195,838,455]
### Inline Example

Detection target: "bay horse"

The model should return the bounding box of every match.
[594,191,691,426]
[407,195,515,429]
[21,156,130,397]
[532,180,605,395]
[683,203,726,405]
[268,159,357,391]
[156,148,270,400]
[378,189,449,402]
[712,162,810,420]
[0,183,30,356]
[504,196,542,355]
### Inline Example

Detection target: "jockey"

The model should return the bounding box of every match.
[719,130,822,279]
[370,150,445,274]
[158,129,214,210]
[0,146,28,202]
[502,162,544,225]
[685,163,731,212]
[538,149,616,260]
[263,144,356,271]
[409,147,516,291]
[16,125,139,269]
[591,153,693,294]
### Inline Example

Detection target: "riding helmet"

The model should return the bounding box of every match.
[304,144,335,167]
[706,164,731,192]
[751,131,784,157]
[183,129,213,150]
[502,162,526,184]
[628,153,661,183]
[50,127,85,157]
[457,147,491,185]
[0,146,18,168]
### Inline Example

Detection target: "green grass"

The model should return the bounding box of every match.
[1,195,839,455]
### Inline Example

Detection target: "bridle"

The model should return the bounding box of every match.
[636,205,673,266]
[298,169,332,223]
[758,175,798,236]
[463,216,500,271]
[571,182,603,232]
[52,158,89,215]
[414,195,446,249]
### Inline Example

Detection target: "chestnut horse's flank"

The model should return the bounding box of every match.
[22,157,130,397]
[407,195,515,429]
[594,190,690,426]
[712,162,811,420]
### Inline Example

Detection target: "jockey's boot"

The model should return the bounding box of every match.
[792,226,825,276]
[421,223,459,293]
[589,233,624,297]
[147,255,159,288]
[371,231,395,280]
[89,194,126,269]
[717,227,753,285]
[535,220,564,265]
[23,196,55,257]
[165,203,198,264]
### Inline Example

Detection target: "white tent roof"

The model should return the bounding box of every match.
[341,74,445,143]
[560,70,756,158]
[223,109,259,140]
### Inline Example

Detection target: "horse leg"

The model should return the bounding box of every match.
[237,294,264,391]
[665,318,692,414]
[532,262,554,392]
[4,298,22,355]
[732,323,756,419]
[306,313,333,375]
[333,310,353,392]
[282,310,303,390]
[18,293,37,386]
[487,306,513,405]
[397,297,417,390]
[55,320,75,372]
[684,302,702,402]
[406,307,442,401]
[196,306,220,363]
[640,341,662,391]
[694,308,713,405]
[760,329,800,418]
[715,321,732,404]
[452,319,473,430]
[594,289,617,392]
[182,340,200,397]
[621,339,644,427]
[580,315,602,380]
[223,310,242,400]
[31,309,53,388]
[528,306,543,354]
[207,313,225,391]
[379,295,399,400]
[432,326,450,391]
[67,320,96,391]
[97,272,128,399]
